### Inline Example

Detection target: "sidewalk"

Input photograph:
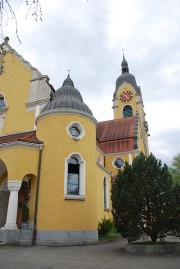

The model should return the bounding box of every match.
[0,238,179,269]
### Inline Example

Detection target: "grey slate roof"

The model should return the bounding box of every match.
[113,55,138,99]
[42,75,93,116]
[115,72,137,91]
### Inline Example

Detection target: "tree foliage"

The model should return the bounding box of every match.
[169,153,180,184]
[97,216,113,237]
[111,152,180,242]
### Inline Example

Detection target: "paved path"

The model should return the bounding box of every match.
[0,239,180,269]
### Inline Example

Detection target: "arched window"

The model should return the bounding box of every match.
[67,157,79,195]
[64,153,85,199]
[123,105,133,118]
[0,94,6,109]
[103,177,109,210]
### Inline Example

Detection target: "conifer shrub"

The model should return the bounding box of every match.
[98,216,113,237]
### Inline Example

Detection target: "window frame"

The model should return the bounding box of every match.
[123,105,133,118]
[64,153,85,200]
[67,122,85,141]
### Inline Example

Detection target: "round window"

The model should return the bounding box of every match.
[113,157,125,169]
[69,127,80,137]
[67,122,85,141]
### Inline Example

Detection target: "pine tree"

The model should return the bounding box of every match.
[112,153,180,242]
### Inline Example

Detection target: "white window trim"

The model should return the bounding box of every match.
[67,122,85,141]
[64,152,85,200]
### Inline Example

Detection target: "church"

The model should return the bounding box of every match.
[0,38,149,245]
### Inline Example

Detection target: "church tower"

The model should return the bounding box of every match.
[112,54,149,156]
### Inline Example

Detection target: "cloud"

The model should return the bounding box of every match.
[2,0,180,165]
[149,129,180,166]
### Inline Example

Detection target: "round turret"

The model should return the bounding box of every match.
[42,74,93,116]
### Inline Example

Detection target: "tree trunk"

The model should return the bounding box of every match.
[150,234,157,242]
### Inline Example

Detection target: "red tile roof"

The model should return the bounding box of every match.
[96,117,135,154]
[0,130,43,145]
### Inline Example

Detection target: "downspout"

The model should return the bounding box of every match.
[32,144,43,245]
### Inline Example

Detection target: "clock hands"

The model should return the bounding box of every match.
[120,91,133,102]
[123,93,129,100]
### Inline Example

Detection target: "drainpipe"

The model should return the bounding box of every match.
[32,144,43,245]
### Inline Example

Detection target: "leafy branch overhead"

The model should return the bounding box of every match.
[0,0,42,42]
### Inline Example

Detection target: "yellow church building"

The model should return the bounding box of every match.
[0,38,149,245]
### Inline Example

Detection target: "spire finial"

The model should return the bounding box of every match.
[68,69,70,78]
[122,48,125,60]
[121,49,129,73]
[62,70,74,87]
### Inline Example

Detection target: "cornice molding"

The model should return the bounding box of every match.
[1,42,44,76]
[26,98,50,108]
[0,141,43,150]
[35,108,97,126]
[104,150,139,157]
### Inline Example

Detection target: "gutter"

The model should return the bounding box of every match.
[32,145,43,245]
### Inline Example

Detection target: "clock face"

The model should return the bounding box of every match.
[120,91,133,102]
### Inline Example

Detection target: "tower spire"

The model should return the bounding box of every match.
[121,51,129,74]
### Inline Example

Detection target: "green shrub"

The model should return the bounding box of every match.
[98,216,113,237]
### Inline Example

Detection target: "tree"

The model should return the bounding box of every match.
[111,152,180,242]
[169,153,180,184]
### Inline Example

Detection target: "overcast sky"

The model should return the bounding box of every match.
[2,0,180,166]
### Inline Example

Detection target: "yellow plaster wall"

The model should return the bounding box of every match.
[0,147,39,179]
[96,165,112,222]
[36,113,98,231]
[0,52,35,135]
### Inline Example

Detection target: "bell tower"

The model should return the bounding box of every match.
[112,54,149,155]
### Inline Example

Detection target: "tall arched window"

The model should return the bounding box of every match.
[123,105,133,118]
[67,157,79,195]
[64,153,85,199]
[103,177,109,210]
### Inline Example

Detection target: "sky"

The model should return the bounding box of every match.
[1,0,180,166]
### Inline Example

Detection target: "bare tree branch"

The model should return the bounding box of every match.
[0,0,42,43]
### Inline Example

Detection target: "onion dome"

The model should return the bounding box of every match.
[42,74,93,116]
[113,54,138,99]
